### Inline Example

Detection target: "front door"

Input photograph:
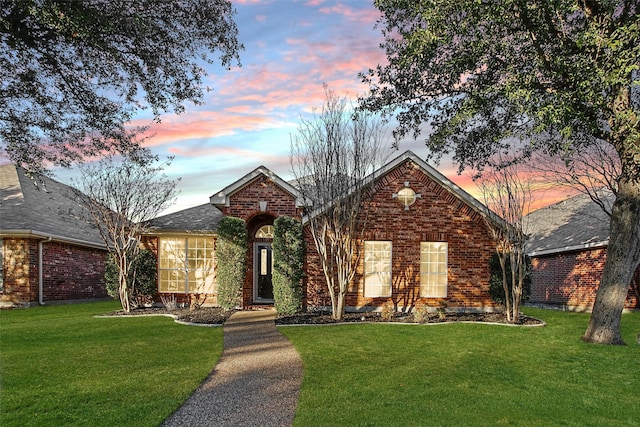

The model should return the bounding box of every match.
[254,243,274,303]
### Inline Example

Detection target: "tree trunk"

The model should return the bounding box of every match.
[583,179,640,345]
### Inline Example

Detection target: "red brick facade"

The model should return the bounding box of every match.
[531,248,640,311]
[1,238,108,306]
[149,154,500,312]
[303,160,497,311]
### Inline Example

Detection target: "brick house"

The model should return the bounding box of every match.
[0,165,109,307]
[147,151,501,312]
[526,192,640,311]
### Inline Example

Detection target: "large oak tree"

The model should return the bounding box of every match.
[1,0,241,175]
[362,0,639,344]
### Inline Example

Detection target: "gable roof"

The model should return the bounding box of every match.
[210,165,303,208]
[147,203,223,233]
[525,191,613,256]
[0,164,105,249]
[372,150,504,226]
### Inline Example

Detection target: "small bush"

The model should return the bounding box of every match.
[216,217,247,310]
[413,302,429,323]
[380,301,395,321]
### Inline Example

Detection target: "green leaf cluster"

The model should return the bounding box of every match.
[272,216,306,315]
[105,249,157,301]
[215,216,247,310]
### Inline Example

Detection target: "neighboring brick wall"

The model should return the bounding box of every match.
[531,248,640,310]
[42,241,108,301]
[1,238,39,303]
[1,238,108,305]
[303,160,497,311]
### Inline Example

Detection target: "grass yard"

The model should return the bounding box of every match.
[0,301,223,427]
[280,308,640,427]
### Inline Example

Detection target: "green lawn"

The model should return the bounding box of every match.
[0,301,223,427]
[2,304,638,427]
[280,308,640,427]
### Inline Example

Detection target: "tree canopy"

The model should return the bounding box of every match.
[362,0,639,344]
[0,0,242,175]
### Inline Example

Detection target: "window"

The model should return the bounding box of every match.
[364,241,392,297]
[255,225,274,238]
[420,242,448,297]
[159,237,215,293]
[397,187,417,209]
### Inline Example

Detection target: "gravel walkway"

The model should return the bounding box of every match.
[162,309,303,427]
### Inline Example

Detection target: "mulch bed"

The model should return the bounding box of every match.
[107,306,543,326]
[107,307,235,325]
[276,310,543,325]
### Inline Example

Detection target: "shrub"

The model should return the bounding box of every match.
[413,301,429,323]
[104,249,157,305]
[272,216,305,315]
[488,252,532,306]
[215,216,247,310]
[380,301,395,321]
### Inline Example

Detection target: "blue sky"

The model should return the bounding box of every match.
[49,0,564,214]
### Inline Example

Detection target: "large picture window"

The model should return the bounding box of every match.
[363,241,392,298]
[159,237,215,294]
[420,242,448,297]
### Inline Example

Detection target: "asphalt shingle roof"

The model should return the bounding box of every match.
[0,164,105,247]
[525,191,613,256]
[147,203,222,233]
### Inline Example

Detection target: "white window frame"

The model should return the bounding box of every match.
[420,242,448,298]
[159,236,215,294]
[363,241,392,298]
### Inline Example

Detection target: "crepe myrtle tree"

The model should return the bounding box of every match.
[290,85,386,320]
[74,153,179,313]
[476,153,534,323]
[0,0,242,176]
[362,0,639,344]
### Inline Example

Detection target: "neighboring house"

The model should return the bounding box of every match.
[0,165,109,307]
[526,192,640,311]
[147,150,501,312]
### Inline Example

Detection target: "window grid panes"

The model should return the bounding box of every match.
[420,242,448,297]
[159,237,215,294]
[364,241,392,298]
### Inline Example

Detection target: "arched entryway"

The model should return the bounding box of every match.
[247,214,276,304]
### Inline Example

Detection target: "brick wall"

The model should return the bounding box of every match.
[531,248,640,310]
[1,238,108,305]
[303,160,497,311]
[1,238,39,303]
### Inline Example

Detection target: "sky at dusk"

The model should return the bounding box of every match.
[48,0,572,215]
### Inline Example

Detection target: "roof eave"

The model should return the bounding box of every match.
[0,229,108,250]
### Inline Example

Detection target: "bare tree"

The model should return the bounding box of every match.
[530,140,621,216]
[290,85,385,320]
[476,154,533,323]
[74,154,179,312]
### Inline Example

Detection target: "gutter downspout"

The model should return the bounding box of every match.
[39,237,52,306]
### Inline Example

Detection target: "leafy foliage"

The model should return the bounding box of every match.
[215,216,247,310]
[488,252,531,307]
[272,216,305,315]
[0,0,242,175]
[105,249,157,303]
